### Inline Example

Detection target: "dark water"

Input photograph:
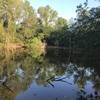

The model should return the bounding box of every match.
[0,48,100,100]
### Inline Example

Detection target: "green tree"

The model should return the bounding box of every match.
[55,17,68,29]
[38,5,58,27]
[37,5,58,38]
[70,1,100,48]
[16,0,37,42]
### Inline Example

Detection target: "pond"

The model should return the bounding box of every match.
[0,47,100,100]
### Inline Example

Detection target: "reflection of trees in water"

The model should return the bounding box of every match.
[0,48,100,100]
[0,48,66,100]
[31,59,66,86]
[46,48,100,90]
[0,49,32,100]
[46,48,100,68]
[64,63,100,100]
[65,63,100,92]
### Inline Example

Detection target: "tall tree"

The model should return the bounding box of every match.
[17,0,37,42]
[55,17,68,29]
[38,5,58,26]
[37,5,58,38]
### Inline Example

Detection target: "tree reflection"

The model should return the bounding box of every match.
[0,48,100,100]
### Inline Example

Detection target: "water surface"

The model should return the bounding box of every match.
[0,48,100,100]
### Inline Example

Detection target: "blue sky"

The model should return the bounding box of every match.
[28,0,100,20]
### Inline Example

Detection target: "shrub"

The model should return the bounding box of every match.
[28,37,45,58]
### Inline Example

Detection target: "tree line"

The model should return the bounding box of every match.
[47,0,100,49]
[0,0,100,49]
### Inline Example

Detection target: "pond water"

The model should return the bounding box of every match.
[0,48,100,100]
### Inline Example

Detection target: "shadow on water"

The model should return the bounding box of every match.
[0,47,100,100]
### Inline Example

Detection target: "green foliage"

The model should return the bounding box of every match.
[46,0,100,49]
[38,5,58,26]
[55,17,68,29]
[0,0,99,50]
[28,37,45,58]
[71,2,100,48]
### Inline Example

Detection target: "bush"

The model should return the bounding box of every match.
[28,37,45,58]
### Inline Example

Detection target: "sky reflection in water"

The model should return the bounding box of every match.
[0,48,100,100]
